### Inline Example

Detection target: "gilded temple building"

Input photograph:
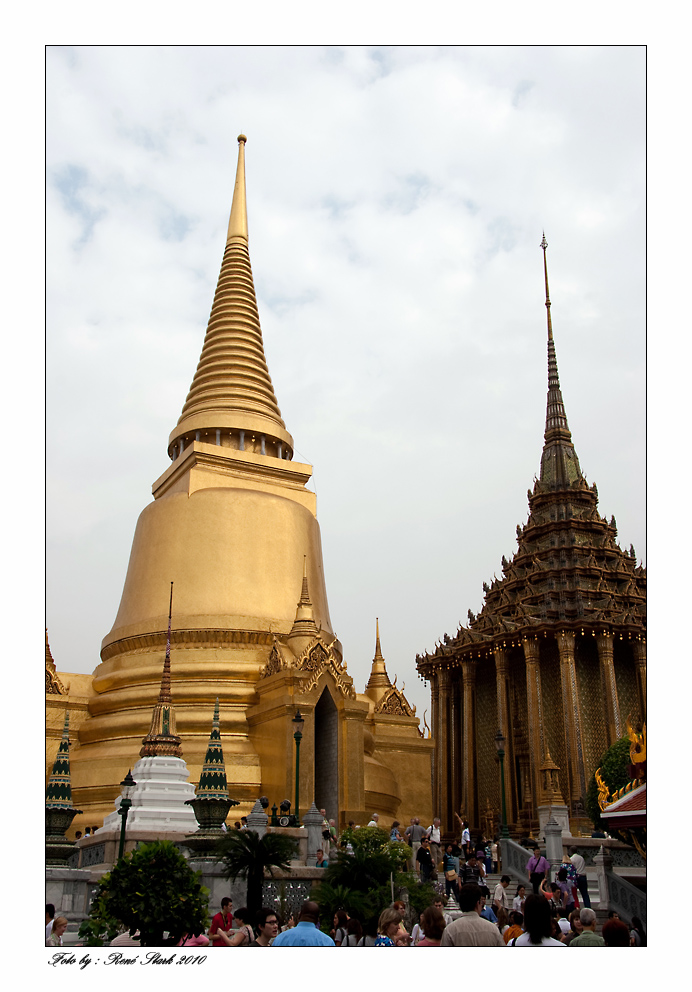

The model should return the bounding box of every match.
[48,135,432,834]
[416,235,646,837]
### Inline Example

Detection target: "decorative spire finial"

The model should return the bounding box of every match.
[366,617,392,691]
[227,134,249,244]
[540,231,553,341]
[140,582,183,758]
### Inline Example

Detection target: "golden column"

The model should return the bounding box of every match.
[460,658,477,825]
[437,667,451,831]
[493,647,515,824]
[556,631,586,806]
[596,632,622,745]
[450,674,461,823]
[632,638,646,722]
[522,637,545,808]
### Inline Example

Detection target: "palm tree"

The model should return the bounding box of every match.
[215,830,297,918]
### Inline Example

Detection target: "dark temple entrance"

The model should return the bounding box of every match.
[314,688,339,823]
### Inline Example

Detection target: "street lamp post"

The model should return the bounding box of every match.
[292,710,305,824]
[117,770,136,860]
[494,730,510,839]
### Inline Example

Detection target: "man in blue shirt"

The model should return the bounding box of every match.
[271,902,335,946]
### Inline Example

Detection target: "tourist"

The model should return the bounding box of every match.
[215,906,255,945]
[513,883,526,915]
[443,842,459,898]
[341,917,363,946]
[208,896,233,946]
[433,897,453,927]
[461,820,471,857]
[602,919,631,947]
[568,908,605,946]
[75,831,82,840]
[562,909,584,945]
[556,908,572,937]
[410,911,425,946]
[390,900,411,944]
[510,893,566,946]
[416,835,435,882]
[526,845,550,894]
[555,867,577,913]
[280,911,299,932]
[367,813,380,827]
[178,931,210,946]
[568,846,590,908]
[253,907,279,946]
[375,908,403,946]
[459,851,485,892]
[315,848,329,867]
[46,904,55,943]
[390,820,403,842]
[630,915,646,947]
[492,838,499,873]
[426,817,442,866]
[405,817,426,868]
[271,901,335,946]
[240,816,248,830]
[440,883,505,946]
[417,905,446,946]
[503,910,524,945]
[356,918,378,946]
[496,906,511,939]
[479,890,497,923]
[46,916,69,947]
[332,910,349,946]
[493,875,512,912]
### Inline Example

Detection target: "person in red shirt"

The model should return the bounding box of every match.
[209,897,233,947]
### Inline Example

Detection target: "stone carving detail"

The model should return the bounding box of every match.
[302,643,328,672]
[46,667,67,695]
[297,638,356,699]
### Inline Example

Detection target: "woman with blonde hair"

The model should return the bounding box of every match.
[375,908,403,946]
[46,916,68,946]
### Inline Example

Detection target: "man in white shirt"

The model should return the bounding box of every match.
[367,813,379,827]
[493,875,511,912]
[426,817,442,866]
[568,846,591,908]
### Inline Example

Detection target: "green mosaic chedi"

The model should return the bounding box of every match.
[46,710,74,807]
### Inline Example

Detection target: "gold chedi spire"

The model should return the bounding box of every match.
[366,618,393,692]
[140,582,183,758]
[287,557,320,650]
[169,134,294,461]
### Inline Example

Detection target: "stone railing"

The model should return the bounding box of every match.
[500,838,531,885]
[593,846,646,925]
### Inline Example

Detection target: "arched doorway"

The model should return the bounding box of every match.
[314,687,339,822]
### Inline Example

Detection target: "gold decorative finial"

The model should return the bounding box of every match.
[227,133,249,244]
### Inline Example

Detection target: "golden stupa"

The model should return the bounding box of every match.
[48,136,433,832]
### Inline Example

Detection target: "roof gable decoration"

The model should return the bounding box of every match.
[260,633,356,699]
[374,682,416,718]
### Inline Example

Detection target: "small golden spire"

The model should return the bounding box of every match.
[366,617,392,691]
[227,134,249,245]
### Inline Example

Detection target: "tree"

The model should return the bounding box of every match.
[78,840,209,946]
[215,829,297,918]
[585,735,632,829]
[312,826,434,932]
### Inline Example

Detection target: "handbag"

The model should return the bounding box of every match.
[445,869,457,880]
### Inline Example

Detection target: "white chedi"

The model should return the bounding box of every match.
[98,756,197,834]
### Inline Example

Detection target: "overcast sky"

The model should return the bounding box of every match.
[46,45,645,723]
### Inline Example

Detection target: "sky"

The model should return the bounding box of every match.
[45,44,646,725]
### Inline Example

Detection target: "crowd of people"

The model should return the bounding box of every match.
[46,814,645,948]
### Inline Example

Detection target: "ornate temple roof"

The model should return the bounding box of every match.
[168,134,294,459]
[417,238,646,672]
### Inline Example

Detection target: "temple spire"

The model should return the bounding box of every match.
[169,134,294,462]
[288,557,320,642]
[366,617,392,691]
[45,711,75,808]
[140,582,183,758]
[538,235,583,490]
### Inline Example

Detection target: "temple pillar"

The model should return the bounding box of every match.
[450,672,461,825]
[460,659,477,826]
[437,668,451,832]
[596,632,622,745]
[556,631,586,808]
[430,671,439,820]
[632,639,646,723]
[522,637,545,809]
[493,648,515,826]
